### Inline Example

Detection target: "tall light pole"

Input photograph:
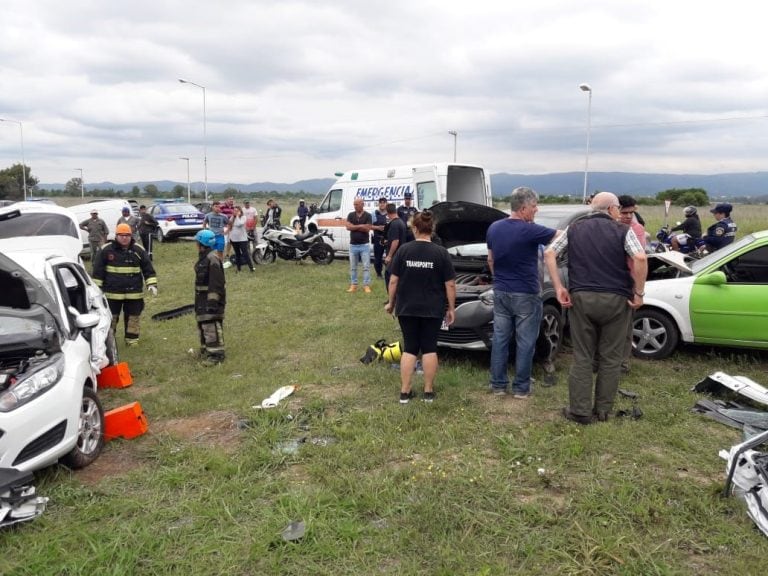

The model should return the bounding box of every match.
[179,157,191,203]
[448,130,458,162]
[75,168,84,198]
[0,118,27,200]
[178,78,208,201]
[579,83,593,204]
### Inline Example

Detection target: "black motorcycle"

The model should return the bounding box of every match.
[252,223,335,265]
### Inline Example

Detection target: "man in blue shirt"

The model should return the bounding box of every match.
[203,201,229,260]
[487,187,559,398]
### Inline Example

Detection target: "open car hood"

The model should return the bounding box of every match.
[430,201,507,249]
[648,250,692,274]
[0,252,58,312]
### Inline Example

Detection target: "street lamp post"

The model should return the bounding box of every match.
[179,157,191,203]
[0,118,27,200]
[75,168,84,198]
[579,83,593,204]
[448,130,458,162]
[178,78,208,201]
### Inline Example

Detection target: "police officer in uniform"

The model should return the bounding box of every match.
[703,202,737,252]
[194,230,226,366]
[371,197,388,278]
[92,223,157,346]
[397,191,418,243]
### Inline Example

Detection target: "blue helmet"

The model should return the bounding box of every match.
[195,229,216,247]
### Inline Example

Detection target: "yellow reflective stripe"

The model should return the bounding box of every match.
[145,278,158,286]
[94,279,103,286]
[104,292,144,300]
[105,265,141,274]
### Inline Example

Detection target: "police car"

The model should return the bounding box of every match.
[148,201,206,242]
[633,230,768,359]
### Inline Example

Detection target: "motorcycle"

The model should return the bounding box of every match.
[252,222,335,265]
[651,224,708,258]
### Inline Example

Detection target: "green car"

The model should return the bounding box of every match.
[633,230,768,359]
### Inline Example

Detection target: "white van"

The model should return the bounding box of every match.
[67,199,132,252]
[299,163,492,253]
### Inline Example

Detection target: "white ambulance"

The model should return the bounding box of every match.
[300,163,492,253]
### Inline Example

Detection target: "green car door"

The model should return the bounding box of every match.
[690,243,768,348]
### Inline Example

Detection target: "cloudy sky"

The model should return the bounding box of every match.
[2,0,767,187]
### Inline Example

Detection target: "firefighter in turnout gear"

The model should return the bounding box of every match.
[93,223,157,346]
[194,230,226,366]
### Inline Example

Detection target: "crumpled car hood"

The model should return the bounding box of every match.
[430,201,507,249]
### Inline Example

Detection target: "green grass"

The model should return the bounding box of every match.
[3,208,768,575]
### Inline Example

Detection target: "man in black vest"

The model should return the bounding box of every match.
[544,192,647,424]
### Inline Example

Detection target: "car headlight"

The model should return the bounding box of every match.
[0,353,65,412]
[479,290,494,306]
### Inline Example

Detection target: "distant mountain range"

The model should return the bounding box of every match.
[39,171,768,199]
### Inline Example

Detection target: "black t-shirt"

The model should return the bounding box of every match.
[347,210,372,245]
[390,240,456,318]
[385,217,407,254]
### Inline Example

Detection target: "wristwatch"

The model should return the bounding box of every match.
[634,290,645,297]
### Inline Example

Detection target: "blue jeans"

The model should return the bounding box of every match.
[489,291,543,395]
[349,243,371,286]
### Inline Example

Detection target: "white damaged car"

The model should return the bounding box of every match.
[0,204,114,525]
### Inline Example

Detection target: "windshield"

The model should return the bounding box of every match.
[163,203,199,213]
[690,233,755,274]
[0,212,79,240]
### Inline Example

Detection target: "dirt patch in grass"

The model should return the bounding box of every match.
[76,410,245,485]
[151,410,243,451]
[75,443,144,486]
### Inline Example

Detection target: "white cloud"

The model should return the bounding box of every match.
[2,0,768,186]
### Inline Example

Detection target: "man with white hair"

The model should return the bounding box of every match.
[544,192,647,424]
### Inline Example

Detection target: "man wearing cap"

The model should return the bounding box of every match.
[79,209,109,265]
[117,206,141,243]
[93,223,157,347]
[397,191,418,243]
[703,203,738,252]
[371,197,389,278]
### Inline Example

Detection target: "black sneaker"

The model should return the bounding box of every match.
[422,391,436,403]
[399,390,415,404]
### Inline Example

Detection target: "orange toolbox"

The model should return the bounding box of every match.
[97,362,133,389]
[104,402,148,441]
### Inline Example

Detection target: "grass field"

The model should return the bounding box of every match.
[3,201,768,574]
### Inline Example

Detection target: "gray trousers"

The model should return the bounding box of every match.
[567,291,632,417]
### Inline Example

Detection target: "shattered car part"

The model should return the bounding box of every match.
[0,468,48,528]
[693,398,768,434]
[719,428,768,537]
[693,372,768,409]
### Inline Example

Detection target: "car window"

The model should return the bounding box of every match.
[721,245,768,284]
[55,265,89,316]
[163,203,198,213]
[319,189,343,213]
[0,212,79,240]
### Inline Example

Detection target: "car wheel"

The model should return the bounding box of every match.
[61,387,105,469]
[105,329,119,366]
[252,247,276,265]
[155,228,165,243]
[535,303,563,361]
[632,308,679,360]
[310,243,334,265]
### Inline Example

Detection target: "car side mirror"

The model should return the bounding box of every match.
[694,271,726,286]
[70,307,100,329]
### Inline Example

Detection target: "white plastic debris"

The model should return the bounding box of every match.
[537,468,546,476]
[253,385,297,409]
